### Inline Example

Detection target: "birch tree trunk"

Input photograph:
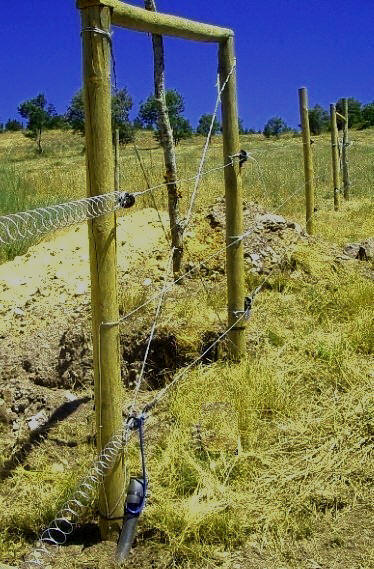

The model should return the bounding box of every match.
[144,0,184,275]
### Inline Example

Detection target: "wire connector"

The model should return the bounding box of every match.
[233,295,254,321]
[117,192,136,209]
[229,149,249,167]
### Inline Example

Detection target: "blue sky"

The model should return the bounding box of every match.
[1,0,373,130]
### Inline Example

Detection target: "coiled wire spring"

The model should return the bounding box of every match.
[0,191,131,247]
[23,422,132,568]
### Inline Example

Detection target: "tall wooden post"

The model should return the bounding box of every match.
[114,128,120,191]
[219,38,246,360]
[342,98,350,200]
[330,104,340,212]
[298,87,315,234]
[80,3,124,539]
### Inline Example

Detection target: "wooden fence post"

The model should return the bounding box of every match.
[80,3,124,539]
[298,87,315,234]
[330,104,340,211]
[342,98,350,200]
[219,37,246,360]
[114,128,120,191]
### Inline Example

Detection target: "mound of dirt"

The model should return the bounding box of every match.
[205,199,306,274]
[342,237,374,261]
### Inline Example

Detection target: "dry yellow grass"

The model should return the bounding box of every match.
[0,128,373,567]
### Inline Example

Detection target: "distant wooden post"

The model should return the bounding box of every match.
[298,87,315,234]
[342,98,350,199]
[330,104,340,211]
[114,128,120,191]
[80,2,124,540]
[219,38,246,360]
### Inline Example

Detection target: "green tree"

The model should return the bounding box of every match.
[308,104,329,135]
[196,114,221,140]
[137,96,158,130]
[238,118,246,135]
[137,89,184,129]
[170,116,193,145]
[133,117,144,131]
[263,116,291,138]
[336,98,362,129]
[111,88,134,143]
[65,90,85,134]
[66,88,134,144]
[18,94,58,153]
[117,121,135,145]
[49,114,67,130]
[361,101,374,129]
[5,119,23,132]
[137,89,190,144]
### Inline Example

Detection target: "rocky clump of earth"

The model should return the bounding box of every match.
[205,200,306,275]
[342,238,374,261]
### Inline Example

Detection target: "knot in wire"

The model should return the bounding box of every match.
[229,149,250,167]
[81,26,117,89]
[81,26,112,41]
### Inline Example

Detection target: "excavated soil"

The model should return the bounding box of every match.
[0,208,170,466]
[205,198,307,275]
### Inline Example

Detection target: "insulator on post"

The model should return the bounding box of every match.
[117,192,136,209]
[116,476,146,562]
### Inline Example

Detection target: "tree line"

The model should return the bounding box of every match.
[263,98,374,138]
[1,90,374,151]
[0,88,254,153]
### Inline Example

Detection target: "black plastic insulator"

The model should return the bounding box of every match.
[116,477,145,563]
[118,192,136,209]
[239,149,249,167]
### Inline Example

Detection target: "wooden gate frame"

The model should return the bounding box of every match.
[77,0,246,537]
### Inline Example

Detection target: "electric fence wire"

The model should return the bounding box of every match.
[184,62,237,228]
[6,23,324,569]
[17,128,310,569]
[111,183,307,327]
[132,142,170,245]
[0,163,233,248]
[134,161,235,199]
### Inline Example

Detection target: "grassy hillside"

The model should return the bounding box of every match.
[0,128,373,568]
[0,127,373,253]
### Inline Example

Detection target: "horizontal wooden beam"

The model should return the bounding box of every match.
[336,111,347,122]
[77,0,233,42]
